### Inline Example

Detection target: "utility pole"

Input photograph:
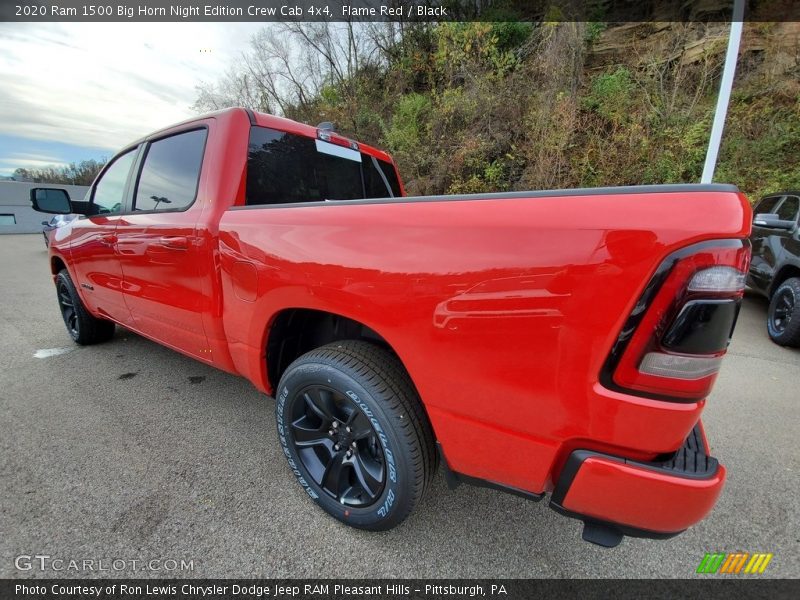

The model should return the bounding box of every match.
[701,0,745,183]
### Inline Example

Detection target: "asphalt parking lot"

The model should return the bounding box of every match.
[1,233,798,579]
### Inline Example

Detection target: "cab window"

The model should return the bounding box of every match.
[246,126,399,205]
[133,129,207,212]
[754,196,782,216]
[92,149,137,215]
[776,196,799,222]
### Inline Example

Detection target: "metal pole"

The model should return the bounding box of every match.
[701,0,745,183]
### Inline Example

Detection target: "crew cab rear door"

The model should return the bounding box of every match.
[115,126,210,360]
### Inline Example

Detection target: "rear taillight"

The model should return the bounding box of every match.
[602,239,751,402]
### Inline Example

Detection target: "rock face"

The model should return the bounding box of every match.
[589,22,800,78]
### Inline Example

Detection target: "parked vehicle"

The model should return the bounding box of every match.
[30,108,752,547]
[747,192,800,347]
[41,214,78,247]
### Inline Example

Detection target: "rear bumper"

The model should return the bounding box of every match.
[549,424,725,546]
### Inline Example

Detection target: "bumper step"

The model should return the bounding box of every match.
[636,424,718,478]
[550,424,723,546]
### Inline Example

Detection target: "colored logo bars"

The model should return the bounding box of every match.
[697,552,773,574]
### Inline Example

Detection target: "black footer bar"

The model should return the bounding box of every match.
[2,578,798,600]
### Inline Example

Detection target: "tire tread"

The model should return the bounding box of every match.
[278,340,436,529]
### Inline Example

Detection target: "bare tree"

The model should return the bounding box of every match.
[193,22,384,130]
[193,65,275,114]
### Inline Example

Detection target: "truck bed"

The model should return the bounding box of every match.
[217,183,750,492]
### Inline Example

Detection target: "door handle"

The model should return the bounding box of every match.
[159,236,189,250]
[99,233,117,246]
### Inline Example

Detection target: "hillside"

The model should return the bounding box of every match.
[195,21,800,202]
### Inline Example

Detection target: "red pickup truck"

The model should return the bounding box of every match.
[31,108,751,547]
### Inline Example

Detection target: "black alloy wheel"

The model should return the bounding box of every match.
[57,278,79,338]
[767,277,800,347]
[54,269,115,345]
[289,384,385,506]
[275,340,436,530]
[770,287,794,334]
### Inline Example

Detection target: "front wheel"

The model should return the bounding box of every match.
[275,340,436,530]
[767,277,800,347]
[55,269,115,345]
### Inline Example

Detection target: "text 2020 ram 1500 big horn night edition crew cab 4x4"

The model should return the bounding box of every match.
[31,108,751,547]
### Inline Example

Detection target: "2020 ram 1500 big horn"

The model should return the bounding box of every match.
[31,108,752,547]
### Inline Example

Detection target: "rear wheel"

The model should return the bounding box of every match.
[55,269,115,345]
[767,277,800,347]
[275,340,435,530]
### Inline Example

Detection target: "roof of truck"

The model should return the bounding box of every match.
[247,109,395,164]
[119,107,395,166]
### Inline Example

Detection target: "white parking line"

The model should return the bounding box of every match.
[33,347,74,359]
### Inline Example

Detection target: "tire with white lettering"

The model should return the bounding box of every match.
[275,340,435,530]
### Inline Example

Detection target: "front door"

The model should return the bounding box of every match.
[115,127,210,360]
[69,148,138,326]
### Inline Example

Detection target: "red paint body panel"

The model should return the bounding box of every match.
[561,455,726,533]
[218,191,750,496]
[69,215,132,326]
[46,107,752,537]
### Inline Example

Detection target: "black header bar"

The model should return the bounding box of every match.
[1,1,799,23]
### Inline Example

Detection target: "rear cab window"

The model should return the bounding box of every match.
[246,126,401,206]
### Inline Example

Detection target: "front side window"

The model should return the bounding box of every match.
[246,127,400,205]
[754,196,782,215]
[776,196,799,222]
[134,129,207,212]
[92,149,137,215]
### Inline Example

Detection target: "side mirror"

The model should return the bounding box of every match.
[30,188,72,214]
[753,213,796,231]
